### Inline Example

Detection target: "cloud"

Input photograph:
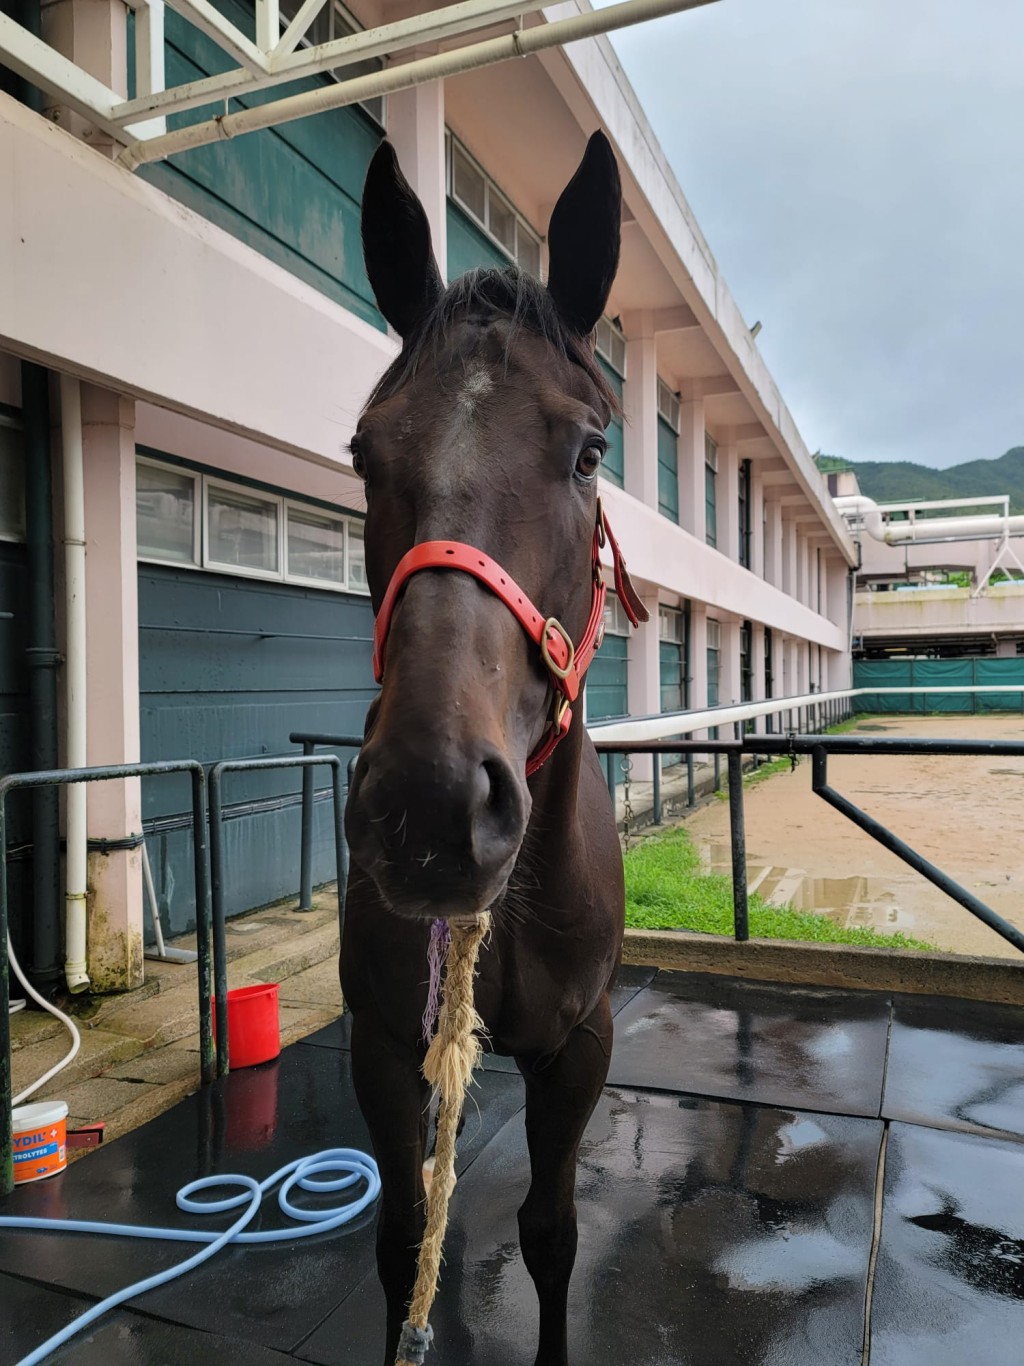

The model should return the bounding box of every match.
[602,0,1024,467]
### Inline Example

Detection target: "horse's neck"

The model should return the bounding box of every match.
[521,730,587,865]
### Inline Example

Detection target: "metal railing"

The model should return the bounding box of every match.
[289,733,363,911]
[5,696,1024,1193]
[592,731,1024,959]
[1,760,212,1197]
[208,753,350,1077]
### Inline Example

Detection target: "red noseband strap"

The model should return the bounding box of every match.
[372,502,648,777]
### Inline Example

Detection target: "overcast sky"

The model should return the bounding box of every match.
[601,0,1024,469]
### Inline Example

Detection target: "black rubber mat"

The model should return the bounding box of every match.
[608,971,892,1115]
[301,1088,882,1365]
[0,1047,523,1356]
[882,994,1024,1141]
[868,1122,1024,1365]
[2,1270,298,1365]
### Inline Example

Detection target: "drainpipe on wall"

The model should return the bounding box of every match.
[60,376,90,994]
[21,362,62,993]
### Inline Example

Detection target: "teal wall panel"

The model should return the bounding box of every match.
[658,638,685,768]
[139,565,376,934]
[587,632,628,720]
[446,200,511,279]
[657,417,678,523]
[598,358,625,489]
[134,1,385,329]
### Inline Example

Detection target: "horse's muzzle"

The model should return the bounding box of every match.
[345,738,528,919]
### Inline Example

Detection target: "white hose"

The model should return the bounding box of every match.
[7,933,81,1105]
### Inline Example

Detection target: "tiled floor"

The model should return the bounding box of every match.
[2,967,1023,1366]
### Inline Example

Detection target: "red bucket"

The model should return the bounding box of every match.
[213,983,280,1068]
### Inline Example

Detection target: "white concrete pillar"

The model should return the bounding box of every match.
[42,0,127,152]
[796,533,810,607]
[764,495,783,588]
[782,516,798,598]
[826,555,849,629]
[622,333,659,510]
[626,587,661,780]
[720,619,742,717]
[751,472,765,578]
[387,77,448,278]
[718,444,739,561]
[79,385,143,991]
[678,400,706,542]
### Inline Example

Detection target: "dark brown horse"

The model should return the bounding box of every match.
[341,131,647,1366]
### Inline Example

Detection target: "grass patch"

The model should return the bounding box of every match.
[623,826,933,950]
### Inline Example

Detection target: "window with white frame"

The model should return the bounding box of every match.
[658,605,684,643]
[447,136,542,276]
[136,456,369,595]
[277,0,385,125]
[603,593,633,637]
[706,617,721,707]
[595,317,627,376]
[705,433,718,549]
[0,409,26,543]
[657,380,680,430]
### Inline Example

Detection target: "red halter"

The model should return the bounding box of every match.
[372,501,648,776]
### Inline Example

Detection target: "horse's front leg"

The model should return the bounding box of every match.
[517,993,613,1366]
[350,1008,430,1366]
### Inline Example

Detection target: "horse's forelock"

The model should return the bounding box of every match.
[364,267,618,420]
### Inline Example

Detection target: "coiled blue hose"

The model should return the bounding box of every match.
[0,1146,381,1366]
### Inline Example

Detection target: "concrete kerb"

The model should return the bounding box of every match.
[621,929,1024,1006]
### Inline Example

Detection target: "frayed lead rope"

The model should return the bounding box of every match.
[422,918,450,1044]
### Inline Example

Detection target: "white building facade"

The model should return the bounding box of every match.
[0,0,855,995]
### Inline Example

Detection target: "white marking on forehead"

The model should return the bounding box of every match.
[459,366,494,411]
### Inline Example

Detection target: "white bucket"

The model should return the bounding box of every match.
[12,1100,69,1184]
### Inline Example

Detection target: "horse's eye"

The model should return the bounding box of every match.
[575,444,603,479]
[350,440,367,481]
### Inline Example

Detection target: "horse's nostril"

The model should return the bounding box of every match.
[478,756,521,832]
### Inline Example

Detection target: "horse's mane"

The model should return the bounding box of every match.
[367,266,619,417]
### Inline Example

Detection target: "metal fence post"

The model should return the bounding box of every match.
[190,766,217,1085]
[298,738,316,911]
[652,759,662,825]
[686,753,695,807]
[727,749,749,941]
[206,767,230,1079]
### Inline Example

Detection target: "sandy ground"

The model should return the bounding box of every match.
[682,714,1024,960]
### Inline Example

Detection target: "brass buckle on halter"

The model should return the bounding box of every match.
[540,617,575,681]
[554,695,571,729]
[596,496,608,548]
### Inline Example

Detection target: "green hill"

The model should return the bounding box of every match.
[815,447,1024,514]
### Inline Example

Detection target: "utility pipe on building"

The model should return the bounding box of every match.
[117,0,718,170]
[60,376,89,994]
[835,494,1024,546]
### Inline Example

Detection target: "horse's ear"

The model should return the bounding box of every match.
[362,141,444,339]
[546,131,621,337]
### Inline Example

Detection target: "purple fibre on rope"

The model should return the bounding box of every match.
[422,918,451,1044]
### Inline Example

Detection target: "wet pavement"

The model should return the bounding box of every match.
[2,966,1023,1365]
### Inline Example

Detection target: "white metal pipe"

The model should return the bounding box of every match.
[114,0,544,123]
[835,494,1024,547]
[60,376,90,995]
[882,515,1024,545]
[117,0,719,169]
[587,686,1024,744]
